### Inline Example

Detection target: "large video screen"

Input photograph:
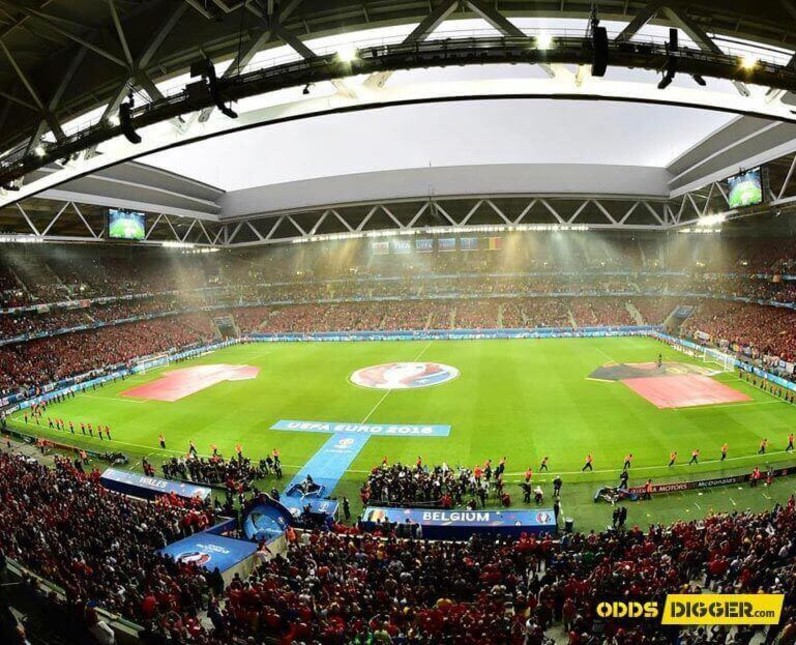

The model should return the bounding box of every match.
[727,168,764,209]
[108,209,146,241]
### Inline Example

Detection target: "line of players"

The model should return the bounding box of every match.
[575,432,795,472]
[21,407,113,441]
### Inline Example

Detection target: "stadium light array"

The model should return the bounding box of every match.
[678,227,722,234]
[740,54,759,70]
[536,33,555,51]
[181,247,220,254]
[291,224,590,244]
[0,235,43,243]
[696,213,727,227]
[336,43,358,62]
[161,241,194,249]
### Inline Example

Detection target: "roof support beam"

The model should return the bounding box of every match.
[139,3,187,69]
[406,0,459,43]
[183,0,215,20]
[198,0,304,122]
[662,6,750,97]
[365,0,459,89]
[462,0,560,78]
[465,0,525,38]
[24,46,87,154]
[0,88,37,112]
[274,26,315,60]
[4,3,128,68]
[0,39,42,110]
[107,0,134,68]
[778,0,796,23]
[88,3,188,156]
[614,0,665,42]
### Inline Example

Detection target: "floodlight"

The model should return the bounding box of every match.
[536,33,554,51]
[740,55,758,70]
[336,43,358,62]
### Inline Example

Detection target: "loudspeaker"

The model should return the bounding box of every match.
[119,102,141,145]
[669,28,679,52]
[592,26,608,77]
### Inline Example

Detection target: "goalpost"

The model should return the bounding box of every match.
[134,352,170,375]
[701,347,736,373]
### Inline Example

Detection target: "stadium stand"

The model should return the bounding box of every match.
[0,452,216,641]
[2,241,796,396]
[2,448,796,644]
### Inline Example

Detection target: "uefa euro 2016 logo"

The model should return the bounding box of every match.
[350,362,460,390]
[175,551,211,567]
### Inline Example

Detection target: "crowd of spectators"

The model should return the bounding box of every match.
[0,313,215,398]
[218,498,796,644]
[0,297,185,340]
[2,234,796,397]
[0,452,217,639]
[684,300,796,363]
[1,444,796,644]
[2,291,796,397]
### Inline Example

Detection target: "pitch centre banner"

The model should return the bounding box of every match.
[271,419,451,437]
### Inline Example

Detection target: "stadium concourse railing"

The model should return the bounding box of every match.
[2,555,147,645]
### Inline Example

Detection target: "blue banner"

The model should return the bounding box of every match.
[362,506,557,539]
[159,533,256,573]
[100,468,211,501]
[271,419,451,437]
[251,326,658,344]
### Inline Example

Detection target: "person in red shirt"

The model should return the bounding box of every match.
[643,479,653,500]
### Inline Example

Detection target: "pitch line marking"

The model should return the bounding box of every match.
[596,347,617,363]
[358,340,434,425]
[80,394,145,404]
[677,400,783,411]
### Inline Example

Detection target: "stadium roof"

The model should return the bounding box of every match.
[1,1,796,242]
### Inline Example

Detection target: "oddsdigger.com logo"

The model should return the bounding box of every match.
[662,595,783,626]
[596,594,783,626]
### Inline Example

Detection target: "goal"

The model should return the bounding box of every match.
[701,347,736,373]
[134,352,170,374]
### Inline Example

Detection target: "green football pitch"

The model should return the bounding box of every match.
[8,337,796,529]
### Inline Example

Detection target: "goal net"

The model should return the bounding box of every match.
[701,347,736,373]
[133,352,170,374]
